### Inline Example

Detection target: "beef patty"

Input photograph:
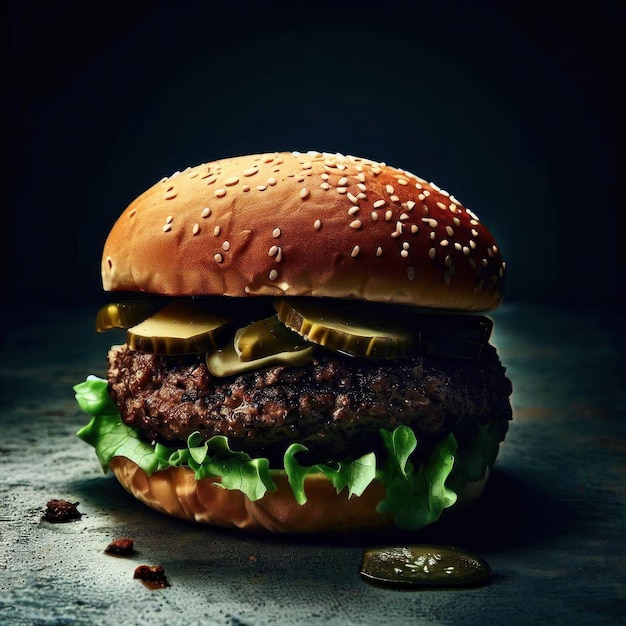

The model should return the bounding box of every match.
[107,343,513,466]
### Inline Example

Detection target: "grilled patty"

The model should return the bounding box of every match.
[107,342,512,466]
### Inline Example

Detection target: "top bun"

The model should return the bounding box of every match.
[102,151,505,311]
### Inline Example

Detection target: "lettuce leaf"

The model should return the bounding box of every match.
[74,376,504,530]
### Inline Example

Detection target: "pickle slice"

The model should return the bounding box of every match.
[207,344,316,377]
[126,299,232,355]
[96,301,167,332]
[234,316,310,361]
[274,298,414,359]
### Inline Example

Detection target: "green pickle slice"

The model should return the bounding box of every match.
[360,545,491,588]
[96,301,167,332]
[274,298,414,359]
[126,299,232,355]
[234,316,310,361]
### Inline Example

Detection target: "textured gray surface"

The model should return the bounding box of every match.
[1,303,624,625]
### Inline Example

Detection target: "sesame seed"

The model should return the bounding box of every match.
[400,213,410,221]
[418,193,425,201]
[410,224,419,234]
[129,209,136,218]
[357,183,367,192]
[429,248,436,259]
[201,207,211,218]
[351,245,360,258]
[337,187,347,194]
[337,176,348,186]
[267,177,277,186]
[213,225,221,237]
[357,173,366,182]
[275,247,283,262]
[192,223,200,235]
[373,199,386,209]
[422,218,438,228]
[429,232,436,240]
[242,185,251,192]
[222,241,231,251]
[449,203,458,212]
[321,173,330,180]
[402,242,410,250]
[348,206,360,216]
[385,210,393,221]
[463,246,470,256]
[406,200,416,211]
[454,242,462,251]
[224,176,239,186]
[376,247,383,257]
[397,178,408,185]
[347,192,359,204]
[446,226,454,236]
[269,269,278,280]
[314,219,322,230]
[471,228,479,237]
[482,258,488,267]
[371,211,379,221]
[349,219,363,229]
[273,228,281,238]
[256,185,268,191]
[492,244,499,252]
[487,248,494,258]
[243,166,259,176]
[453,217,461,226]
[165,190,177,200]
[401,249,409,258]
[300,187,310,199]
[357,192,367,200]
[422,190,430,197]
[214,253,223,264]
[445,255,452,267]
[390,195,400,202]
[269,245,278,256]
[440,239,449,246]
[385,184,394,195]
[469,240,477,249]
[320,182,330,190]
[215,188,226,198]
[166,215,174,224]
[470,219,479,226]
[162,224,171,233]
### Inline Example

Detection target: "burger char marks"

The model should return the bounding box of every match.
[107,344,512,466]
[102,151,506,312]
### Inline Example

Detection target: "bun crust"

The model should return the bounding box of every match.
[109,457,488,532]
[102,151,505,311]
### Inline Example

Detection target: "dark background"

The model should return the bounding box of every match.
[6,0,624,311]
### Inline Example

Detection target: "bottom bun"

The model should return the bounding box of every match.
[110,457,489,532]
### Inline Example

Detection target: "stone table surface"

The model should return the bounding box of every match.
[1,303,624,625]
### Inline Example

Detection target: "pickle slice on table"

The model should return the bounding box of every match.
[234,316,310,361]
[274,298,414,359]
[96,300,167,332]
[127,299,232,355]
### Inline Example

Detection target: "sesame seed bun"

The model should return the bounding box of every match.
[102,151,505,311]
[109,457,490,533]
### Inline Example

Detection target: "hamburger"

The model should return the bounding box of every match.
[74,150,512,532]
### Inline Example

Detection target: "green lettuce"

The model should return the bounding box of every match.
[74,376,502,530]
